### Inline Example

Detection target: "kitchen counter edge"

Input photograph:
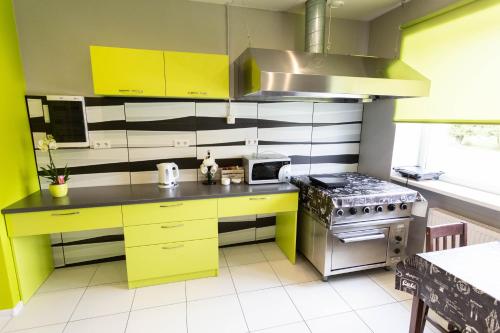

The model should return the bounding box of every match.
[2,182,299,214]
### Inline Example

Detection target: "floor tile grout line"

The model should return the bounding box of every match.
[61,264,100,332]
[2,320,68,333]
[265,252,315,333]
[325,278,375,333]
[250,320,308,333]
[227,259,251,333]
[352,309,376,333]
[365,271,401,303]
[0,314,13,333]
[124,287,137,333]
[185,281,189,333]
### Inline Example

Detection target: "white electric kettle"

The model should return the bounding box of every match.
[157,163,180,189]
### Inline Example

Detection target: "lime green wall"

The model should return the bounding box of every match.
[0,0,39,310]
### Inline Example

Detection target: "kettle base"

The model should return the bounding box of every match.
[158,183,178,189]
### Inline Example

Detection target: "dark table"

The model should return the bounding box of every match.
[395,242,500,333]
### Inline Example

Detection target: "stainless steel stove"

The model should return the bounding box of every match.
[292,173,421,281]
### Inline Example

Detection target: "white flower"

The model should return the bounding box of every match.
[38,139,48,152]
[37,136,58,151]
[203,156,215,167]
[200,165,208,174]
[48,141,57,150]
[210,163,218,174]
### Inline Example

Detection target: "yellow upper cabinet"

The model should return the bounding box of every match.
[89,46,229,99]
[164,51,229,99]
[90,46,166,97]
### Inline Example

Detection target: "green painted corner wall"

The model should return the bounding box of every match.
[0,0,39,310]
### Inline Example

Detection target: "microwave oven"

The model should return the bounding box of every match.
[45,95,89,148]
[243,154,291,184]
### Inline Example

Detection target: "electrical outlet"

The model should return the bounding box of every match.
[245,138,258,146]
[174,139,190,147]
[93,140,111,149]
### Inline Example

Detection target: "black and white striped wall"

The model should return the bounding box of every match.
[26,96,363,266]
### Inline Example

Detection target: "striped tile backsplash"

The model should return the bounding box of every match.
[26,96,364,266]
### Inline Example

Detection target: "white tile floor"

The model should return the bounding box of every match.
[0,242,440,333]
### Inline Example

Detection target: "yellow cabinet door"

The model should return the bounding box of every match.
[122,199,217,226]
[164,51,229,99]
[126,238,218,282]
[90,46,166,96]
[124,218,217,247]
[218,193,298,218]
[5,206,123,237]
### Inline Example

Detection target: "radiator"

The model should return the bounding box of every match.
[427,208,500,245]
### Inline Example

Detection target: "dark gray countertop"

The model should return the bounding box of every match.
[2,182,299,214]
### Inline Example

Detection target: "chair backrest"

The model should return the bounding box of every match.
[425,222,467,252]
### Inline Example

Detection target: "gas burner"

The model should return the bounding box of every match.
[291,173,419,225]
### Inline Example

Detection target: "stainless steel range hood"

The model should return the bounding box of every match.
[234,47,431,102]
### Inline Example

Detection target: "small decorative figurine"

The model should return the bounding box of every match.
[200,150,218,185]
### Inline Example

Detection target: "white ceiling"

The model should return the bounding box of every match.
[189,0,402,21]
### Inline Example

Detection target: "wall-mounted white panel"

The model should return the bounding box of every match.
[126,102,196,147]
[197,127,257,146]
[312,103,363,124]
[312,123,362,143]
[258,102,313,123]
[125,102,195,121]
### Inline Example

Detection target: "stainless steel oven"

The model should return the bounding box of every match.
[299,209,411,280]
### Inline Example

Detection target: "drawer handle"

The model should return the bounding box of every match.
[159,203,183,208]
[51,212,80,216]
[249,197,268,201]
[161,223,184,229]
[161,244,184,250]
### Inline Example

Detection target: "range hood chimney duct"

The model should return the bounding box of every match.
[305,0,326,53]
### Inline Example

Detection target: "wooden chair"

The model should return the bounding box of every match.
[420,222,468,333]
[425,222,467,252]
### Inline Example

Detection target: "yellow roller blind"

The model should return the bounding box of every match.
[394,0,500,124]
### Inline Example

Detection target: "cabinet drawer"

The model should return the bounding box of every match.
[218,193,298,218]
[126,238,218,282]
[122,199,217,226]
[124,218,217,247]
[5,206,123,237]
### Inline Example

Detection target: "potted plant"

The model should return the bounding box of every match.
[200,150,218,185]
[38,135,70,198]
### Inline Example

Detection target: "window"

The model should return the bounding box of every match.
[392,123,500,195]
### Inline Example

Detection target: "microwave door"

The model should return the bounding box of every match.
[252,162,281,181]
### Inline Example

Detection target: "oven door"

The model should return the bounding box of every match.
[331,228,389,271]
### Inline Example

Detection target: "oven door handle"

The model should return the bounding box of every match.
[336,232,386,243]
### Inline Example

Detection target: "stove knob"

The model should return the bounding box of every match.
[387,204,396,211]
[362,206,371,214]
[336,209,344,217]
[395,235,403,242]
[375,205,383,213]
[394,248,401,254]
[349,207,358,215]
[400,203,408,210]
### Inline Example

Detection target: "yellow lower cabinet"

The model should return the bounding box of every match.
[124,218,217,247]
[126,238,218,288]
[5,206,123,237]
[122,199,217,226]
[218,193,298,218]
